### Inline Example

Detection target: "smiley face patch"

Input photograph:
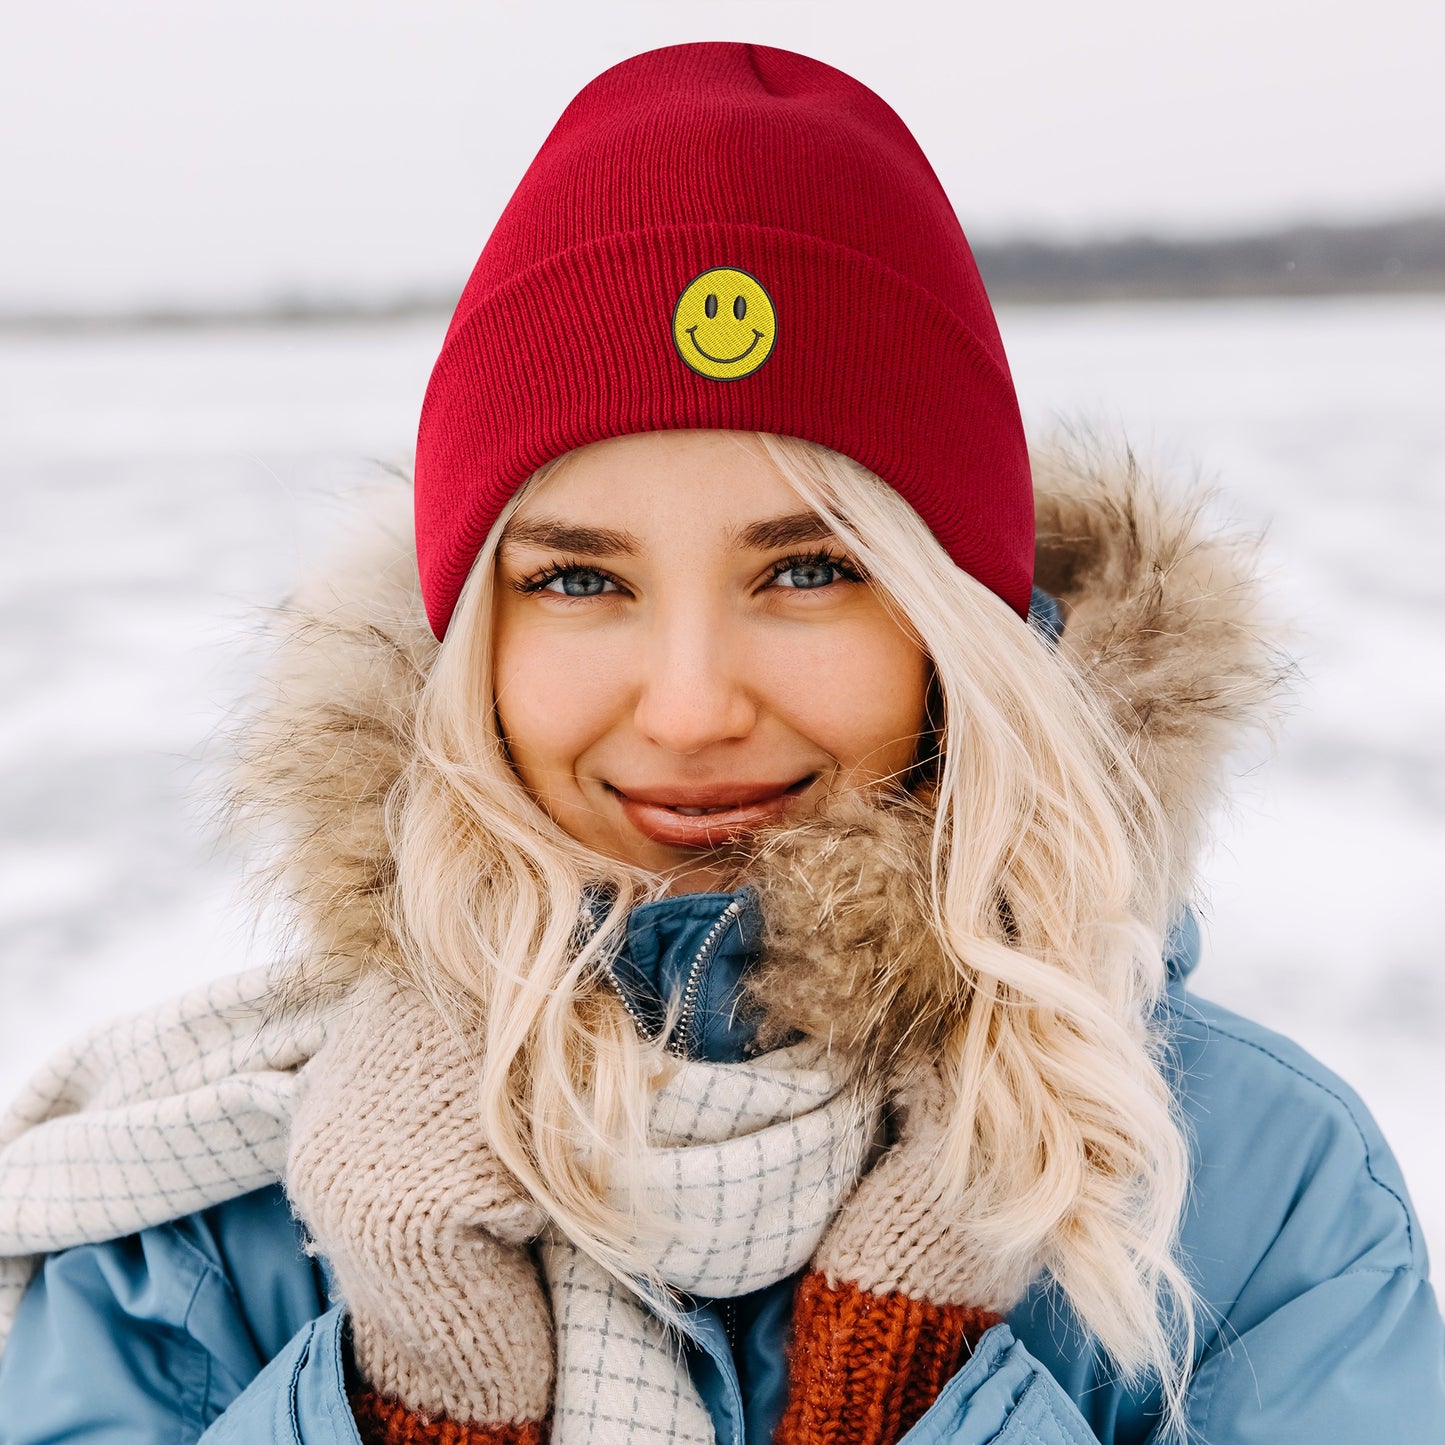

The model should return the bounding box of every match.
[672,268,777,380]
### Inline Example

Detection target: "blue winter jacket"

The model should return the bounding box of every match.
[1,894,1442,1443]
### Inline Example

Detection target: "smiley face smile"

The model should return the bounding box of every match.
[684,326,765,366]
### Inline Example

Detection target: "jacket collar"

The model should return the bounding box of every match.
[594,887,1198,1068]
[590,889,765,1064]
[1164,906,1201,987]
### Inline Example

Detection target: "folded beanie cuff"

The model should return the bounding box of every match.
[416,220,1032,636]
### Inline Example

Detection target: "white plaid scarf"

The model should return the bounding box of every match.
[0,969,319,1347]
[543,1047,874,1444]
[0,970,876,1443]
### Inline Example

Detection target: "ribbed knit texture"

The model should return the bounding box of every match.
[349,1389,547,1445]
[286,978,555,1428]
[414,41,1033,637]
[775,1273,1001,1445]
[810,1062,1043,1313]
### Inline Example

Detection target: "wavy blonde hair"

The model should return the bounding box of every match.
[388,433,1197,1436]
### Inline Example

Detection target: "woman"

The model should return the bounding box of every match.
[0,41,1440,1445]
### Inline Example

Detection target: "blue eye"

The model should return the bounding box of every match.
[539,568,615,597]
[774,559,843,589]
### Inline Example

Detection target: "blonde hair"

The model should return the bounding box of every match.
[389,434,1197,1435]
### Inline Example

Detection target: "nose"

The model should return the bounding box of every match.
[631,609,758,755]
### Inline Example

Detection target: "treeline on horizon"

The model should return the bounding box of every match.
[972,211,1445,302]
[5,212,1444,329]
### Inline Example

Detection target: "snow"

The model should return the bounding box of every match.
[2,296,1442,1262]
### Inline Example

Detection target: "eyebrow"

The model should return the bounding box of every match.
[498,518,642,556]
[499,509,838,558]
[729,511,838,551]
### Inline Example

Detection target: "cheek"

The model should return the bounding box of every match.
[760,620,930,768]
[491,619,627,785]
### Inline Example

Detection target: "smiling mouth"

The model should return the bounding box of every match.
[610,777,814,847]
[685,327,765,365]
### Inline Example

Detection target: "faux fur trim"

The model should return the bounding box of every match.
[230,488,434,994]
[1033,433,1288,890]
[230,436,1286,996]
[737,792,953,1062]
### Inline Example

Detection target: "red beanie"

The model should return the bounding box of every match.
[415,42,1033,638]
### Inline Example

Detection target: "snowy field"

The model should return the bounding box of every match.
[1,296,1442,1261]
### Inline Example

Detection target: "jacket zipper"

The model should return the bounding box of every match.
[669,896,745,1060]
[585,906,663,1044]
[596,896,746,1058]
[605,971,663,1044]
[721,1297,739,1351]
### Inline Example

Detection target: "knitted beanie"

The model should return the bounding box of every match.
[414,41,1033,638]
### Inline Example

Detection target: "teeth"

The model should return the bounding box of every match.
[672,805,734,816]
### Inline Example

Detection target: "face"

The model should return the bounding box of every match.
[492,430,931,893]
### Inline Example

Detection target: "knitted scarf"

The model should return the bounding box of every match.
[543,1046,875,1443]
[0,966,877,1445]
[0,969,318,1346]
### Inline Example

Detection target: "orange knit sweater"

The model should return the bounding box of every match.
[774,1273,1002,1444]
[349,1270,999,1445]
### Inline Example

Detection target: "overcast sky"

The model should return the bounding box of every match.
[3,0,1443,315]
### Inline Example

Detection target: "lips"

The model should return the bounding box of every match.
[611,777,812,848]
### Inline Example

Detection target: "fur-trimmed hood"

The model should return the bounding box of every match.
[231,435,1286,996]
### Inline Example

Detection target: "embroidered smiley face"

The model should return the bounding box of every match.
[672,268,777,380]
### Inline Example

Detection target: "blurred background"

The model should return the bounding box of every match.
[2,0,1443,1258]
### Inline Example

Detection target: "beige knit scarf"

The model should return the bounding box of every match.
[0,967,876,1445]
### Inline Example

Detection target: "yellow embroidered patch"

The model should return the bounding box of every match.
[672,268,777,380]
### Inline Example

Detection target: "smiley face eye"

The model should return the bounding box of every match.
[705,293,718,319]
[733,295,747,321]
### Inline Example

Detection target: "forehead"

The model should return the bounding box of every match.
[509,430,802,532]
